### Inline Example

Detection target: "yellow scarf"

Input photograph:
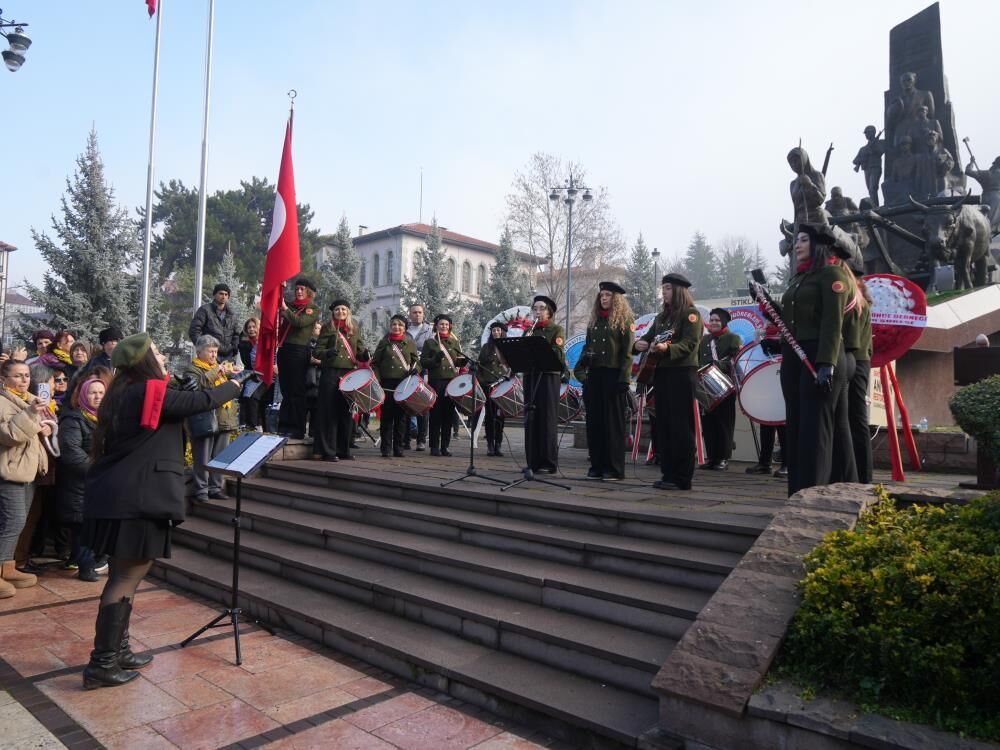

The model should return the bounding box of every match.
[5,387,29,402]
[48,400,58,417]
[192,358,233,410]
[53,348,72,366]
[82,410,98,423]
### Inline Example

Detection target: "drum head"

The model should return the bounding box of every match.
[446,374,474,397]
[491,379,516,398]
[738,361,785,425]
[395,375,420,401]
[340,369,372,391]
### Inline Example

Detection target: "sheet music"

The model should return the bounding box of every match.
[226,434,284,475]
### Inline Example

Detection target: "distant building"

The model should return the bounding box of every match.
[2,290,44,350]
[315,223,536,331]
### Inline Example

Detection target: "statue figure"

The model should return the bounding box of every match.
[914,130,955,197]
[890,136,918,184]
[852,126,886,206]
[825,186,859,217]
[966,157,1000,233]
[902,105,944,152]
[787,146,827,224]
[886,71,936,147]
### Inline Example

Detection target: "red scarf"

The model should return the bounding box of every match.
[534,318,550,329]
[388,333,405,342]
[598,310,610,319]
[796,260,811,273]
[246,335,258,346]
[334,319,349,332]
[710,326,729,338]
[290,296,311,310]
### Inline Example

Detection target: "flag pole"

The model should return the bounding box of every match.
[138,0,163,331]
[193,0,216,311]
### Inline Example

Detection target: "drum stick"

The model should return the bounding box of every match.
[749,279,817,378]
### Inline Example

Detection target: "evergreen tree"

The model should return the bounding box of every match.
[212,246,249,323]
[144,255,174,349]
[681,231,719,298]
[318,216,374,313]
[623,233,658,314]
[23,129,140,340]
[467,228,532,339]
[400,218,466,319]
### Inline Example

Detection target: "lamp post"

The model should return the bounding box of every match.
[0,8,31,72]
[548,174,592,335]
[0,242,14,350]
[651,247,661,290]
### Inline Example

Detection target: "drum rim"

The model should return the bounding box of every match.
[339,368,375,389]
[736,363,785,425]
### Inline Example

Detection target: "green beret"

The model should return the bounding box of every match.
[111,332,152,368]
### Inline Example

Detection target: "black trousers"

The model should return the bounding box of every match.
[780,341,852,497]
[702,394,736,464]
[277,343,310,438]
[524,372,559,471]
[758,424,786,466]
[849,359,873,483]
[830,352,859,484]
[428,379,455,451]
[314,368,353,458]
[584,368,627,477]
[484,399,506,449]
[653,366,697,487]
[380,379,407,453]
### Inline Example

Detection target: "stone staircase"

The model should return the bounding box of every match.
[152,460,766,748]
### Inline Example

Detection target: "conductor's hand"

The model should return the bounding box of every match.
[180,374,200,392]
[815,365,835,396]
[230,369,260,386]
[652,341,670,354]
[634,340,650,352]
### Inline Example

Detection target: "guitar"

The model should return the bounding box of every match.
[636,329,673,385]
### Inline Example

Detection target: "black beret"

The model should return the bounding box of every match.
[599,281,626,295]
[434,314,453,325]
[111,332,152,368]
[329,299,351,311]
[533,295,558,314]
[661,273,691,288]
[212,283,231,295]
[389,313,408,325]
[293,276,317,292]
[489,321,508,332]
[709,307,732,325]
[796,222,838,247]
[99,327,123,345]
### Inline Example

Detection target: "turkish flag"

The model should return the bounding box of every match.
[146,0,157,17]
[257,115,300,386]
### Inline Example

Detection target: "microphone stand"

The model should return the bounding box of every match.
[502,364,571,492]
[440,359,507,488]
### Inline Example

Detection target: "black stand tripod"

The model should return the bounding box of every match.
[181,434,286,664]
[493,337,571,492]
[441,361,506,488]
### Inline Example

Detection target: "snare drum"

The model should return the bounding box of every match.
[695,363,735,413]
[446,374,485,416]
[338,368,385,414]
[558,383,583,424]
[394,374,437,416]
[490,377,524,418]
[733,343,785,425]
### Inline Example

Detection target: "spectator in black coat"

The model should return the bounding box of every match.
[189,283,240,359]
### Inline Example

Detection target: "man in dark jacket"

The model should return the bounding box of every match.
[188,283,240,359]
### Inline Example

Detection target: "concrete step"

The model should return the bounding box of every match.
[188,498,708,634]
[238,476,741,588]
[153,545,661,748]
[174,513,677,696]
[262,460,765,553]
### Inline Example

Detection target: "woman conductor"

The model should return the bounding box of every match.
[574,282,634,481]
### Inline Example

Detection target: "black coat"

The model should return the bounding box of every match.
[56,409,93,524]
[189,303,241,358]
[84,380,241,523]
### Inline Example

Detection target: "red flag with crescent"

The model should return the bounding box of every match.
[257,114,300,386]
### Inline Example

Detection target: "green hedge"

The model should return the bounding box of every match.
[950,375,1000,464]
[777,490,1000,740]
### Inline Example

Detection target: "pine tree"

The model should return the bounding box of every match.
[318,216,374,313]
[623,234,658,314]
[681,232,719,298]
[212,246,249,323]
[23,129,140,340]
[467,228,532,339]
[144,255,174,349]
[400,218,466,318]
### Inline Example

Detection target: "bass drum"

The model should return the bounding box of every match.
[733,343,784,426]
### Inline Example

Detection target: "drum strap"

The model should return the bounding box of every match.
[390,343,410,372]
[439,335,457,372]
[710,338,718,363]
[337,331,358,366]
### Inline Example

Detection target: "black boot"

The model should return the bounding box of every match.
[118,600,153,669]
[83,599,139,689]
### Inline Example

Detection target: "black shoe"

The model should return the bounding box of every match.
[393,449,405,458]
[714,460,728,471]
[207,490,231,500]
[541,467,557,474]
[78,568,99,583]
[745,464,772,475]
[83,599,140,689]
[698,462,715,470]
[441,449,453,457]
[403,443,412,450]
[774,465,788,478]
[117,601,153,670]
[338,455,357,461]
[585,468,602,480]
[416,443,425,452]
[18,561,46,575]
[653,479,675,490]
[193,495,209,503]
[430,448,441,457]
[381,450,391,458]
[486,448,496,456]
[602,473,622,481]
[350,442,360,449]
[494,449,504,457]
[324,455,340,462]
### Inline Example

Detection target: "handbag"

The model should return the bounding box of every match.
[186,408,219,439]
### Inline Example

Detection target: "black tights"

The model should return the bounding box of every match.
[99,557,153,607]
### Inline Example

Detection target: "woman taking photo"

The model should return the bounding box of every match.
[313,301,368,462]
[524,295,566,474]
[698,308,742,471]
[237,318,265,431]
[372,314,420,457]
[478,321,510,457]
[420,314,467,457]
[779,223,855,495]
[634,274,702,491]
[0,360,50,598]
[81,332,247,688]
[276,277,320,439]
[574,282,634,481]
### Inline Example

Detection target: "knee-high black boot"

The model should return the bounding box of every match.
[118,599,153,669]
[83,599,140,689]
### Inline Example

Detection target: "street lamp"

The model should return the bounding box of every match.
[1,8,31,73]
[548,174,593,335]
[651,247,661,291]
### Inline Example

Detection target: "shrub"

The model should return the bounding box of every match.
[950,374,1000,464]
[777,489,1000,740]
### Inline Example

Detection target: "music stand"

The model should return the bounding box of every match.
[180,432,286,664]
[441,359,507,488]
[494,337,571,491]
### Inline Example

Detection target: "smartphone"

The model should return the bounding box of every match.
[36,382,51,404]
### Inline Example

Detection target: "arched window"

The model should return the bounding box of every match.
[373,253,381,286]
[461,261,472,294]
[359,259,367,287]
[386,251,394,285]
[477,264,487,296]
[447,258,457,291]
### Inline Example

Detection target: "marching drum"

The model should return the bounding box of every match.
[733,343,785,426]
[338,368,385,413]
[445,373,485,416]
[558,383,583,424]
[695,363,736,413]
[490,377,524,418]
[394,374,437,416]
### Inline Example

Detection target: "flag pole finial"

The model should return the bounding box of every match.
[287,88,297,114]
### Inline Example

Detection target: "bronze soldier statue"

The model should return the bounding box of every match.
[852,126,885,207]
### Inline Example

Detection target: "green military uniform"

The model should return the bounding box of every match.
[372,334,420,456]
[698,329,742,467]
[314,326,366,370]
[420,334,466,380]
[276,299,321,438]
[845,303,873,482]
[311,322,369,460]
[477,340,508,385]
[420,333,467,453]
[697,330,742,375]
[280,303,320,346]
[779,263,854,495]
[577,316,635,479]
[478,338,510,455]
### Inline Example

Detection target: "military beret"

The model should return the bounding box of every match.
[434,314,453,325]
[489,320,508,332]
[533,295,558,314]
[111,332,152,369]
[709,307,732,325]
[661,273,691,288]
[293,276,317,292]
[389,313,408,326]
[599,281,626,295]
[329,299,351,311]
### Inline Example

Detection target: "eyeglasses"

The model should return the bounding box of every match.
[53,377,68,383]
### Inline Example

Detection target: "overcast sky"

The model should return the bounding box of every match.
[2,0,997,296]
